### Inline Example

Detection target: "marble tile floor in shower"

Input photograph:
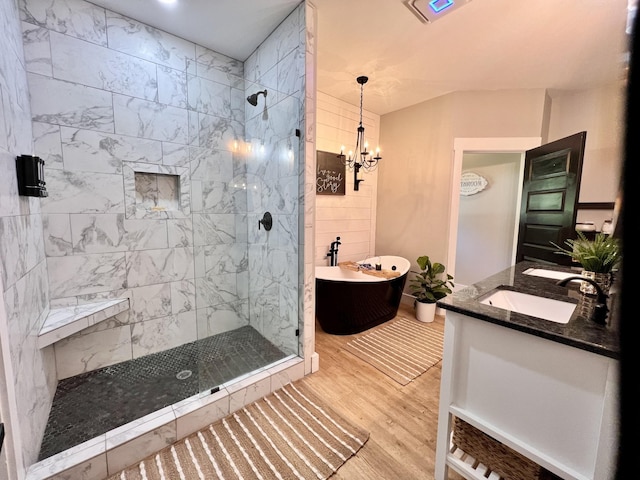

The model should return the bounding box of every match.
[38,325,288,460]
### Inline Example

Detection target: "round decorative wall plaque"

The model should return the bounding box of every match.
[460,171,488,196]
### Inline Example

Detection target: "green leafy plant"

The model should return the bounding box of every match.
[409,255,455,304]
[551,232,621,273]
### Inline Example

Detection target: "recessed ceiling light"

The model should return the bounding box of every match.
[158,0,177,5]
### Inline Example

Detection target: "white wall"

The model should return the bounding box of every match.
[548,83,625,230]
[377,89,548,287]
[455,153,521,287]
[548,83,624,204]
[315,91,379,265]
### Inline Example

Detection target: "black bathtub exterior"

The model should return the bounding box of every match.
[315,273,408,335]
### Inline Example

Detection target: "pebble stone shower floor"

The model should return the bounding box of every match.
[38,325,289,460]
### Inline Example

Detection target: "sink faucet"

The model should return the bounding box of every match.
[556,276,608,325]
[326,236,341,266]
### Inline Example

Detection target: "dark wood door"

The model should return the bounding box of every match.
[515,131,586,265]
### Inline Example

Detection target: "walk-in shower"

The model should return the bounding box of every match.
[2,0,306,468]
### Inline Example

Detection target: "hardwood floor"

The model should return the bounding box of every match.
[300,305,464,480]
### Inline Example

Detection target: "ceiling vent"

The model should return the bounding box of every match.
[404,0,472,24]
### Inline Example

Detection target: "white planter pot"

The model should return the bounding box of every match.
[415,301,437,323]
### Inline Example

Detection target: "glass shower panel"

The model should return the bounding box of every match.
[190,0,305,400]
[192,92,302,395]
[246,131,301,360]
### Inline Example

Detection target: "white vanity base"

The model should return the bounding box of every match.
[435,311,619,480]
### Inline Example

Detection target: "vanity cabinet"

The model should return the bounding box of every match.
[434,261,620,480]
[435,309,619,480]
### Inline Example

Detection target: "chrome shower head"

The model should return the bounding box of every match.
[247,89,267,106]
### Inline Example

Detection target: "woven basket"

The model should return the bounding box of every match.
[451,417,557,480]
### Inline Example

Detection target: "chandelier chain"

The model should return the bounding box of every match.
[359,81,364,127]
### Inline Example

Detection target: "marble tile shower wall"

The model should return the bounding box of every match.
[18,0,304,380]
[243,3,304,356]
[0,0,56,473]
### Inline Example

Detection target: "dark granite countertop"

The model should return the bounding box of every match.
[436,261,620,360]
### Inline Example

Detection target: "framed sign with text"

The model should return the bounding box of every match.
[460,171,489,196]
[316,150,345,195]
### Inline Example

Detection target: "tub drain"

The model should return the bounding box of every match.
[176,369,192,380]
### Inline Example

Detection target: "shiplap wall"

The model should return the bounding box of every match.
[315,91,380,265]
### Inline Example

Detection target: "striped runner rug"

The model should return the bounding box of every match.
[343,315,444,385]
[107,381,369,480]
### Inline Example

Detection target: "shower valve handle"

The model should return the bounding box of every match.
[259,211,273,231]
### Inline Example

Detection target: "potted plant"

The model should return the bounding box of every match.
[409,255,455,323]
[551,231,621,295]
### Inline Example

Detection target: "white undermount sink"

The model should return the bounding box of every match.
[478,288,576,324]
[522,268,584,281]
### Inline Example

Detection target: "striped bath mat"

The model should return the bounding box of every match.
[107,381,369,480]
[344,315,444,385]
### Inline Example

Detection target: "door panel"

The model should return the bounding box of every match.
[515,132,586,265]
[527,191,565,211]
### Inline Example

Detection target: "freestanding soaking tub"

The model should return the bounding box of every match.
[315,255,411,334]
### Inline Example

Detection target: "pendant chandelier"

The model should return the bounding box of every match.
[337,76,381,191]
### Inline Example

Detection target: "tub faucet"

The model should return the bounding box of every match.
[556,276,608,324]
[327,236,341,266]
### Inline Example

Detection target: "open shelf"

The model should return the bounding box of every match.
[447,442,502,480]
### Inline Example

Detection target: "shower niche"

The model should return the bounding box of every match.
[135,171,180,212]
[124,163,191,219]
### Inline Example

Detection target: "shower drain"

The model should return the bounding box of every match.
[176,369,193,380]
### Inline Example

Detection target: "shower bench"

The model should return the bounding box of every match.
[37,298,130,348]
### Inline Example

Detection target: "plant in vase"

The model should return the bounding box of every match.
[551,231,621,295]
[409,255,455,323]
